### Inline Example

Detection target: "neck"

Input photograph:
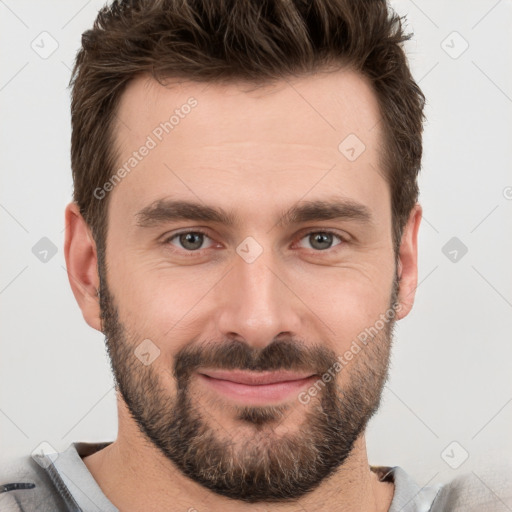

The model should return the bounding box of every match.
[83,400,394,512]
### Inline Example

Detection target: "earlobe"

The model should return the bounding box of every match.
[64,202,103,332]
[395,203,422,321]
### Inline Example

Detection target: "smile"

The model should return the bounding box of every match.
[197,370,318,405]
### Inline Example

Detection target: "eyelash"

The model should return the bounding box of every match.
[162,228,348,255]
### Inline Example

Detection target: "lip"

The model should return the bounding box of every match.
[199,369,316,385]
[197,370,317,405]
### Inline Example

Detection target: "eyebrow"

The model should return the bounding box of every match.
[135,197,373,229]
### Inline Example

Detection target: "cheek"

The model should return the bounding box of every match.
[291,267,394,347]
[110,261,218,340]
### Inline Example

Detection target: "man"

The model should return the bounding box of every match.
[1,0,510,511]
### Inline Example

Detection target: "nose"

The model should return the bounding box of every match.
[215,244,303,350]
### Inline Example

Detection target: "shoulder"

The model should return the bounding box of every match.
[0,454,67,512]
[431,464,512,511]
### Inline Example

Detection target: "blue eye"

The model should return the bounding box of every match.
[297,231,344,251]
[166,230,214,251]
[163,229,346,254]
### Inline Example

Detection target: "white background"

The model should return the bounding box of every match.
[1,0,511,490]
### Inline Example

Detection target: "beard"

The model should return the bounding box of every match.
[98,264,399,503]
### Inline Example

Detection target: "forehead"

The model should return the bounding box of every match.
[115,68,383,148]
[109,68,389,229]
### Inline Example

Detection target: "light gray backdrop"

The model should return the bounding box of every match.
[1,0,511,489]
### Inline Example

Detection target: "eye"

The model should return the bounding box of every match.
[164,229,214,252]
[162,228,347,255]
[296,230,345,251]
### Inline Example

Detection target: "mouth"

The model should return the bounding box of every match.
[197,369,318,405]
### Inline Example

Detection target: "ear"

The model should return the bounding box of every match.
[395,203,422,320]
[64,202,102,332]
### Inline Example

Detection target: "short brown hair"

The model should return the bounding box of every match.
[70,0,425,257]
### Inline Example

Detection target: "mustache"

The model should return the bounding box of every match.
[173,338,338,384]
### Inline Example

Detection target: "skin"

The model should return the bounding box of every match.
[65,68,422,511]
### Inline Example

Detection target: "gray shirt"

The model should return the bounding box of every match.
[1,442,511,511]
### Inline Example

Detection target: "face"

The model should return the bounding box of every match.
[97,69,402,502]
